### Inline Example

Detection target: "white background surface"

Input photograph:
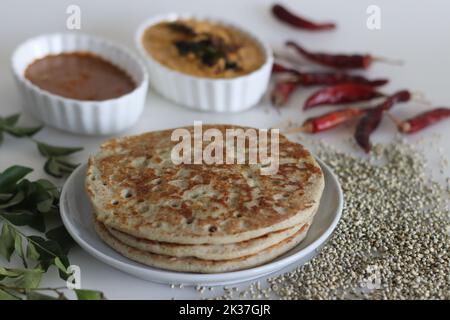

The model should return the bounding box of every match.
[1,0,449,299]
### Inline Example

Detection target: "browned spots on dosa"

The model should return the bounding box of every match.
[88,125,323,235]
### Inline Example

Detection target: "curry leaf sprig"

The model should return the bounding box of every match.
[0,166,59,233]
[0,166,105,300]
[36,142,83,178]
[0,113,83,178]
[0,166,73,274]
[0,114,42,143]
[0,267,104,300]
[0,219,72,277]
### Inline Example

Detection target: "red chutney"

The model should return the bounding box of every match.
[24,52,136,101]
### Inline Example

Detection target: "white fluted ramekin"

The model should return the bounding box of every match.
[11,33,149,135]
[135,14,273,113]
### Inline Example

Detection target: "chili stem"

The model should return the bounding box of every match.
[373,56,404,66]
[410,91,431,106]
[386,112,402,127]
[273,52,305,67]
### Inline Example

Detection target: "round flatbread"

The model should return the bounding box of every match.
[106,215,313,260]
[86,125,324,244]
[94,220,311,273]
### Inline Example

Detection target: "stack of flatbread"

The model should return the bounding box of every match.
[86,125,324,273]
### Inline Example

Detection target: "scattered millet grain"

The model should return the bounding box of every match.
[216,140,450,300]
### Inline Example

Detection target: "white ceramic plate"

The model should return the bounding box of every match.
[60,159,343,286]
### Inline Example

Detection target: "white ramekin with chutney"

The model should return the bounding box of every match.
[136,14,273,112]
[12,33,148,135]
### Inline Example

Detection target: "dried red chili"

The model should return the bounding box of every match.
[272,76,387,107]
[272,62,296,74]
[391,108,450,134]
[299,73,388,87]
[272,62,389,87]
[304,84,383,109]
[286,41,401,70]
[354,90,412,152]
[354,107,384,153]
[271,80,299,106]
[378,90,411,111]
[272,4,336,31]
[287,108,367,134]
